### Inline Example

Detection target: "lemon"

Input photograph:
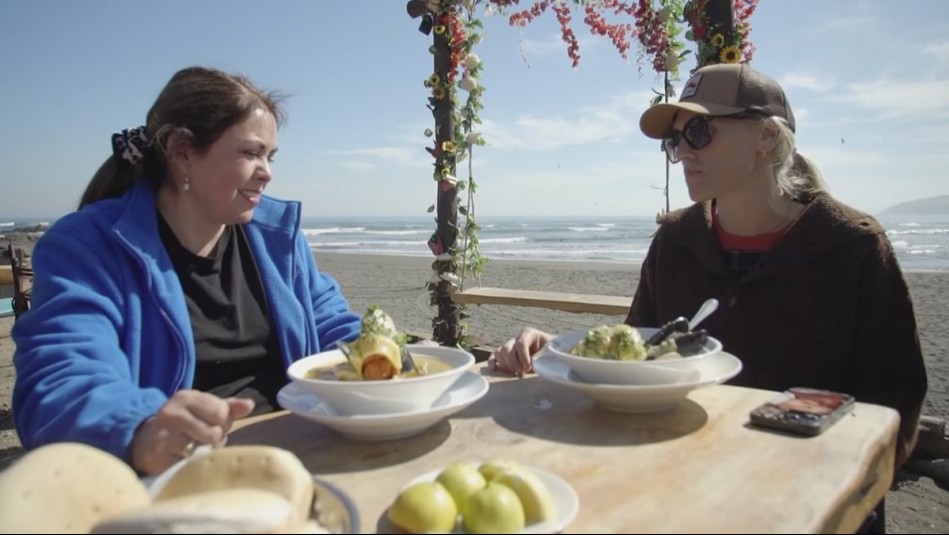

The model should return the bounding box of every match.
[436,462,487,509]
[462,482,525,534]
[477,458,521,482]
[493,468,555,523]
[387,481,457,534]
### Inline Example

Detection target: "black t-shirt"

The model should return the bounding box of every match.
[158,213,285,414]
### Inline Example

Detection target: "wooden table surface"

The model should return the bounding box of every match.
[229,363,898,534]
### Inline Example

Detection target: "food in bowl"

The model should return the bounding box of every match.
[286,343,475,415]
[306,307,456,383]
[571,317,710,361]
[332,306,408,380]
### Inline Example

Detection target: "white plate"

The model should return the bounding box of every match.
[277,371,489,441]
[533,351,743,413]
[402,463,579,534]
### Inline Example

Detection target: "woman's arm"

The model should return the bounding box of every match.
[12,224,167,460]
[844,236,928,467]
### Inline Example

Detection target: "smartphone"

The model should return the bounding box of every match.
[749,387,855,436]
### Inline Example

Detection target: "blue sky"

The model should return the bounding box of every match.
[1,0,948,219]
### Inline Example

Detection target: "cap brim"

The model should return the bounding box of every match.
[640,102,748,139]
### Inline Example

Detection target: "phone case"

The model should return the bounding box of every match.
[749,387,855,436]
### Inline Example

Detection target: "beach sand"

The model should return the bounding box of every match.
[0,251,946,532]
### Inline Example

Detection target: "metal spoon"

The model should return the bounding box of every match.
[400,345,419,374]
[335,341,358,370]
[688,298,720,331]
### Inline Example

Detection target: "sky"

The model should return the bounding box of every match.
[1,0,948,219]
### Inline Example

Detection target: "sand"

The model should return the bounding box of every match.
[0,251,946,532]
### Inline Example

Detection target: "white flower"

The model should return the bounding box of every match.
[439,272,461,286]
[465,132,482,144]
[665,49,680,70]
[470,33,483,45]
[464,53,481,70]
[458,74,478,92]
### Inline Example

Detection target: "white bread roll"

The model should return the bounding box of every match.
[90,488,294,534]
[0,442,150,533]
[152,446,314,529]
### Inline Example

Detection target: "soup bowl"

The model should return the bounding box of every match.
[542,327,723,386]
[286,344,475,415]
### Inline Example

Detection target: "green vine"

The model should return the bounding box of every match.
[422,0,488,349]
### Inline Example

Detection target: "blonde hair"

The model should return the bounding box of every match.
[766,116,827,199]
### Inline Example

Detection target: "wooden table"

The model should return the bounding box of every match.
[229,363,898,534]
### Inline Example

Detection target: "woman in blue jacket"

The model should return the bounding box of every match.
[12,66,362,475]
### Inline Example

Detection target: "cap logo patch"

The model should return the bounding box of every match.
[681,73,703,99]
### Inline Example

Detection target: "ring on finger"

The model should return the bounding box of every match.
[179,439,197,458]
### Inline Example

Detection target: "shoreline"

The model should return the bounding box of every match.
[311,250,949,273]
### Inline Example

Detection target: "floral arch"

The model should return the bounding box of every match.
[405,0,759,346]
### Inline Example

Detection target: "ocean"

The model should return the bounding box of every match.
[3,214,948,272]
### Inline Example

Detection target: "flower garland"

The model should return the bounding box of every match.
[684,0,759,70]
[414,0,759,344]
[422,0,487,347]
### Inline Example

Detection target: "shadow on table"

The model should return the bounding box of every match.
[227,412,453,476]
[453,371,709,446]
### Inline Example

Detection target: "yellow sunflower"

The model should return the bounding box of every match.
[432,86,446,99]
[428,74,441,86]
[441,141,456,153]
[710,33,725,48]
[433,25,446,35]
[720,46,741,63]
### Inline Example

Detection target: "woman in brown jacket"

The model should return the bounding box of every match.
[489,64,927,474]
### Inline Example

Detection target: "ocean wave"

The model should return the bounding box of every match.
[567,226,610,232]
[311,240,426,248]
[886,228,949,236]
[302,227,366,236]
[478,237,527,244]
[0,222,13,228]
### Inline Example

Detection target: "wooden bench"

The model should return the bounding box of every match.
[452,287,631,316]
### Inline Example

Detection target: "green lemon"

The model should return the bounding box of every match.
[493,468,555,524]
[436,462,487,509]
[462,482,526,534]
[477,458,521,483]
[387,481,458,534]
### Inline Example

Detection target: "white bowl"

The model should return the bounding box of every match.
[277,371,489,441]
[286,344,475,415]
[534,351,743,413]
[543,328,722,386]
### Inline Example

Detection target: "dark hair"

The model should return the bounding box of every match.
[79,66,286,208]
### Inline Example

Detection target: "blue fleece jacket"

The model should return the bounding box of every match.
[12,182,361,460]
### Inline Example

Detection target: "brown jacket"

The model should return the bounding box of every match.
[626,193,928,467]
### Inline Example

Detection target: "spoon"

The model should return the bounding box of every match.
[400,345,419,374]
[688,298,719,331]
[335,341,358,370]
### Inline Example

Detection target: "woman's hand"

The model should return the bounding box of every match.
[488,327,552,378]
[130,390,255,475]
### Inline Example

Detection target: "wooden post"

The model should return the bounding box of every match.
[432,9,460,345]
[699,0,734,67]
[408,0,461,345]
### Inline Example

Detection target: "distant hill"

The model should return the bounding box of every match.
[879,195,949,216]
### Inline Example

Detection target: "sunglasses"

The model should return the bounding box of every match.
[662,112,763,163]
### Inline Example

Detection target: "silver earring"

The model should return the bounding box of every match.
[183,175,190,192]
